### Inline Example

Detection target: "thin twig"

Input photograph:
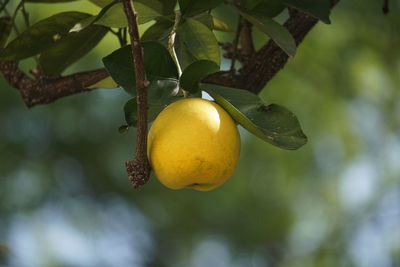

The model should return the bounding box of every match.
[20,0,29,28]
[0,0,10,14]
[117,28,125,46]
[109,28,126,47]
[167,10,182,76]
[167,10,186,96]
[122,27,127,45]
[383,0,389,14]
[229,16,243,72]
[121,0,151,188]
[10,1,23,35]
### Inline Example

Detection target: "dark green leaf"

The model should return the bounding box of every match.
[141,19,173,41]
[201,84,307,150]
[89,0,112,7]
[124,79,181,126]
[234,6,296,57]
[193,13,213,29]
[0,16,12,49]
[241,0,285,17]
[0,12,90,61]
[124,98,138,126]
[282,0,331,24]
[26,0,77,2]
[102,41,178,94]
[180,60,219,94]
[175,18,220,68]
[159,0,177,15]
[193,13,232,32]
[39,25,107,76]
[179,0,223,17]
[253,0,285,17]
[241,0,263,10]
[94,1,163,28]
[70,0,118,32]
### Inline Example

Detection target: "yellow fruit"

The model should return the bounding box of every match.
[147,98,240,191]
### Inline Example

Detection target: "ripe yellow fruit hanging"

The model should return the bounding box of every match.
[147,98,240,191]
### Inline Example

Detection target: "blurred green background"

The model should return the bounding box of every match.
[1,0,400,266]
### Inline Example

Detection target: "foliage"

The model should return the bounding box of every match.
[0,0,334,150]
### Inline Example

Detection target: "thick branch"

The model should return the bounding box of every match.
[239,9,319,93]
[0,61,108,107]
[122,0,151,188]
[239,19,255,65]
[203,0,340,93]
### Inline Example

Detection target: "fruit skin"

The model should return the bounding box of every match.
[147,98,240,191]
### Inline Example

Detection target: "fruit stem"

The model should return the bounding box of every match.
[168,10,182,76]
[122,0,151,188]
[167,10,188,97]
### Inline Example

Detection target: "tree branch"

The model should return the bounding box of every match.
[203,0,340,93]
[0,61,108,107]
[238,9,320,93]
[1,1,341,107]
[239,19,255,66]
[122,0,151,188]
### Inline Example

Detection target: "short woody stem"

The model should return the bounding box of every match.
[122,0,151,188]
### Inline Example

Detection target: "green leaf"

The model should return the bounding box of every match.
[234,6,296,57]
[201,84,307,150]
[124,98,139,126]
[102,41,178,94]
[254,1,285,18]
[180,60,219,94]
[26,0,77,2]
[282,0,331,24]
[141,19,173,41]
[175,18,220,69]
[212,17,232,32]
[241,0,285,17]
[159,0,177,15]
[89,0,112,7]
[124,79,181,126]
[241,0,263,10]
[193,13,231,32]
[0,16,12,49]
[193,13,213,29]
[179,0,223,17]
[70,0,117,32]
[94,0,163,28]
[0,12,90,61]
[39,25,107,76]
[89,76,118,89]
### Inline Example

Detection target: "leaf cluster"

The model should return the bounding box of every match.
[0,0,332,149]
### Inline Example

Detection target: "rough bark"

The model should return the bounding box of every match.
[0,61,108,107]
